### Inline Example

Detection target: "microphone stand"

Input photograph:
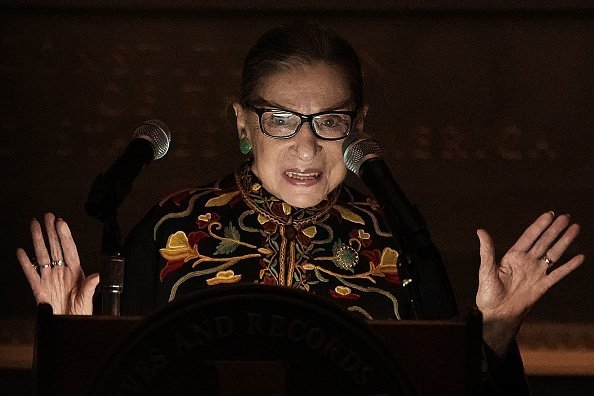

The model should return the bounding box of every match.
[99,214,125,316]
[361,159,458,320]
[85,120,170,316]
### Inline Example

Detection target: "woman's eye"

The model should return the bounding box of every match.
[270,113,292,126]
[319,116,343,128]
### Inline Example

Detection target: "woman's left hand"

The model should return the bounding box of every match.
[475,211,585,356]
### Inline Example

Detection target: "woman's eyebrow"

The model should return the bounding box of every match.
[252,97,355,113]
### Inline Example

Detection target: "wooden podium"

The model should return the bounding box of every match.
[33,285,482,395]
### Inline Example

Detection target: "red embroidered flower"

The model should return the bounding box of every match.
[188,230,209,247]
[350,228,372,248]
[159,260,184,281]
[329,286,360,300]
[159,230,208,282]
[263,221,277,233]
[262,276,277,285]
[271,202,286,217]
[384,272,401,285]
[296,232,310,246]
[196,212,220,229]
[170,189,192,206]
[361,249,382,266]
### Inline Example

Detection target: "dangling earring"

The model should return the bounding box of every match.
[239,136,252,154]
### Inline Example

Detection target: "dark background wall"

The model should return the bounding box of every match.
[1,0,592,336]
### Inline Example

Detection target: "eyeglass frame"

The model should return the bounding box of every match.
[243,103,358,141]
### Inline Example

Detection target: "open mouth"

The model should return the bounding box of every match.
[285,171,321,181]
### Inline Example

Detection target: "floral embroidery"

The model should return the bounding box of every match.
[362,247,400,284]
[214,222,241,255]
[159,231,201,281]
[282,202,292,215]
[358,229,370,240]
[329,285,360,300]
[333,205,365,225]
[196,212,220,229]
[302,226,317,238]
[332,241,359,273]
[205,191,240,207]
[206,270,242,285]
[350,228,372,248]
[376,247,400,284]
[155,161,406,320]
[170,189,194,206]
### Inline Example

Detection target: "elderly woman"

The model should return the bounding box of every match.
[17,23,583,393]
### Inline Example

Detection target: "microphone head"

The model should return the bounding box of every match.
[133,119,171,160]
[342,132,383,176]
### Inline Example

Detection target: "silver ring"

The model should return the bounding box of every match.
[52,259,65,267]
[542,256,555,268]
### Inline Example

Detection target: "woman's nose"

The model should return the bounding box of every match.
[292,121,320,161]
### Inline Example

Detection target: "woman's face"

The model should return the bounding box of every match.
[234,63,367,208]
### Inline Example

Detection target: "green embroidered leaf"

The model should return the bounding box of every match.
[224,222,240,241]
[214,222,240,255]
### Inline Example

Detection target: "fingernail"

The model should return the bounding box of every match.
[549,210,555,217]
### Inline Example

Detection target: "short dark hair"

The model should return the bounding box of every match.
[240,23,364,107]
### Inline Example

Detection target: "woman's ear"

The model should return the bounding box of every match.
[354,104,369,133]
[232,102,247,139]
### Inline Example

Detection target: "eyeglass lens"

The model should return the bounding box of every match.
[261,111,351,139]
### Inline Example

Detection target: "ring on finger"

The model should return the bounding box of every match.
[541,255,555,268]
[39,263,52,269]
[52,259,65,267]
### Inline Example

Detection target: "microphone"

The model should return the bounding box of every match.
[343,133,457,319]
[85,120,171,315]
[343,133,426,241]
[85,120,171,220]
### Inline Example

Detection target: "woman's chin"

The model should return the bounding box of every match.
[281,190,326,209]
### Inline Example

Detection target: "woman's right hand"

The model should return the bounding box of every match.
[16,213,99,315]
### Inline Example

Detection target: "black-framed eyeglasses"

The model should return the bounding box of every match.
[244,104,357,141]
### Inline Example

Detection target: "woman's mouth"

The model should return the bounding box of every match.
[283,170,322,186]
[285,171,320,180]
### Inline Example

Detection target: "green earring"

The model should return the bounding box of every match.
[239,137,252,154]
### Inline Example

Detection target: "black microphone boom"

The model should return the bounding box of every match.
[343,133,457,319]
[85,120,170,316]
[85,120,171,220]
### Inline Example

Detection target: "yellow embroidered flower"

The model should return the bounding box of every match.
[282,202,292,215]
[159,231,199,262]
[334,286,352,296]
[206,270,242,286]
[197,213,212,222]
[377,247,398,275]
[205,191,240,207]
[333,205,365,225]
[357,229,370,239]
[302,226,317,238]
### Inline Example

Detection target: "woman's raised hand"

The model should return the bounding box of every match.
[16,213,99,315]
[475,211,585,356]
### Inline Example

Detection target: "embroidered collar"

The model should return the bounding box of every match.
[235,160,340,227]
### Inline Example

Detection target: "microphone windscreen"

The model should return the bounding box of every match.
[133,119,171,160]
[342,132,383,176]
